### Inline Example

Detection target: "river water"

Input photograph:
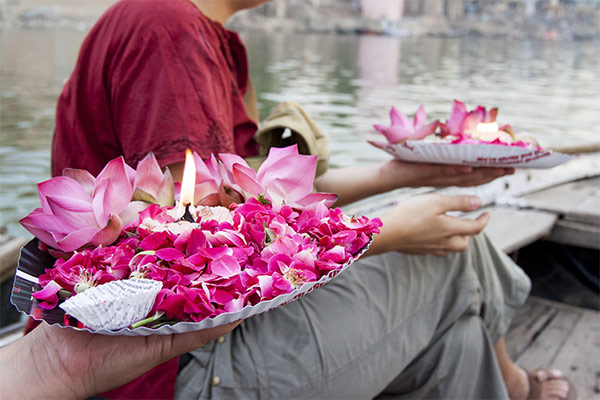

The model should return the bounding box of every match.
[1,30,599,237]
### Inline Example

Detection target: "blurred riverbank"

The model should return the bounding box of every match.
[0,0,598,41]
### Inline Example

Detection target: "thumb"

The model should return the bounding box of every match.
[171,321,242,357]
[440,195,482,213]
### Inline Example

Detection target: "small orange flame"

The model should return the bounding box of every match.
[180,149,196,206]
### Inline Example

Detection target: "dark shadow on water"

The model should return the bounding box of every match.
[515,241,600,311]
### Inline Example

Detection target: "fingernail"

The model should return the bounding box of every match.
[470,197,481,209]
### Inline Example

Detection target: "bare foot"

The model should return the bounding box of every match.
[522,369,573,400]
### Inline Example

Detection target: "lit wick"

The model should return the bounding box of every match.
[180,149,196,223]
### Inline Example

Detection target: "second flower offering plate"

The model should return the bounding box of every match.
[370,140,573,168]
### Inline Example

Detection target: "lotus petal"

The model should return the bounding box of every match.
[131,187,158,205]
[232,164,264,196]
[46,195,96,229]
[258,275,274,298]
[55,227,100,252]
[20,212,66,250]
[218,182,244,207]
[256,145,300,182]
[389,106,411,128]
[92,179,113,227]
[62,169,95,197]
[134,152,164,196]
[367,140,388,150]
[413,120,439,140]
[119,201,151,227]
[488,107,498,123]
[219,153,250,173]
[210,255,241,278]
[90,214,123,247]
[156,248,185,261]
[378,125,413,143]
[124,163,136,187]
[194,153,220,183]
[95,157,133,213]
[413,105,427,127]
[259,154,316,201]
[32,280,61,309]
[156,168,175,207]
[295,192,338,209]
[38,176,92,213]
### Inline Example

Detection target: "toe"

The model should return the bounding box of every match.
[549,369,564,379]
[541,379,570,400]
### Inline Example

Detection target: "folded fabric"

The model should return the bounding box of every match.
[246,101,330,177]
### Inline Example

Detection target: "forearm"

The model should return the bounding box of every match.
[314,162,401,206]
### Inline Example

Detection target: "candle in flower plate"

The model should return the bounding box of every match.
[11,145,382,336]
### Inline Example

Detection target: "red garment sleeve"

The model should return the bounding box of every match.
[109,12,237,169]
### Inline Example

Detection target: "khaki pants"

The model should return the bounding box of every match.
[175,233,531,399]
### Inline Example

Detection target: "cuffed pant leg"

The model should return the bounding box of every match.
[378,314,509,400]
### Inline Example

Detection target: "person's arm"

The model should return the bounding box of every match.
[1,322,239,399]
[315,159,513,207]
[365,193,490,257]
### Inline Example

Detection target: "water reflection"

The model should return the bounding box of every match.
[1,29,599,236]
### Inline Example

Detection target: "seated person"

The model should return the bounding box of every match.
[34,0,572,399]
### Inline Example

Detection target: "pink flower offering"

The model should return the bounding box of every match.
[367,101,572,168]
[17,146,382,334]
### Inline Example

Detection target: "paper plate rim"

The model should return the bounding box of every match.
[11,238,371,336]
[369,140,574,169]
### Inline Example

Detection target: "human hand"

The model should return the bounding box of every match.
[368,194,490,257]
[379,159,514,189]
[2,321,240,399]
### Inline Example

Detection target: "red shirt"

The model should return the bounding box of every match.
[52,0,258,177]
[38,1,258,398]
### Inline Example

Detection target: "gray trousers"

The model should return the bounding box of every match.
[175,234,531,399]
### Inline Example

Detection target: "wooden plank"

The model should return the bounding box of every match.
[548,219,600,250]
[516,309,581,370]
[570,186,600,222]
[0,320,26,349]
[548,142,600,154]
[505,301,556,360]
[461,206,557,254]
[445,152,600,207]
[0,237,29,283]
[551,312,600,400]
[509,176,600,220]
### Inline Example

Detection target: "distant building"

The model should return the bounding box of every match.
[360,0,404,22]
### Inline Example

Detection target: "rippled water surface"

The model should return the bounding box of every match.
[1,29,599,236]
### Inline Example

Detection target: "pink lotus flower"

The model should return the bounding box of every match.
[373,105,439,144]
[229,145,337,210]
[132,153,174,207]
[192,153,245,207]
[439,100,515,142]
[20,157,146,252]
[439,100,468,137]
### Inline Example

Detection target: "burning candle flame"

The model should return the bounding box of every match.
[476,122,499,134]
[180,149,196,206]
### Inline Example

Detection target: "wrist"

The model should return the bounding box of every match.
[378,160,414,190]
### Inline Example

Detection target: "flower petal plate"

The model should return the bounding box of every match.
[370,140,573,168]
[11,238,371,336]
